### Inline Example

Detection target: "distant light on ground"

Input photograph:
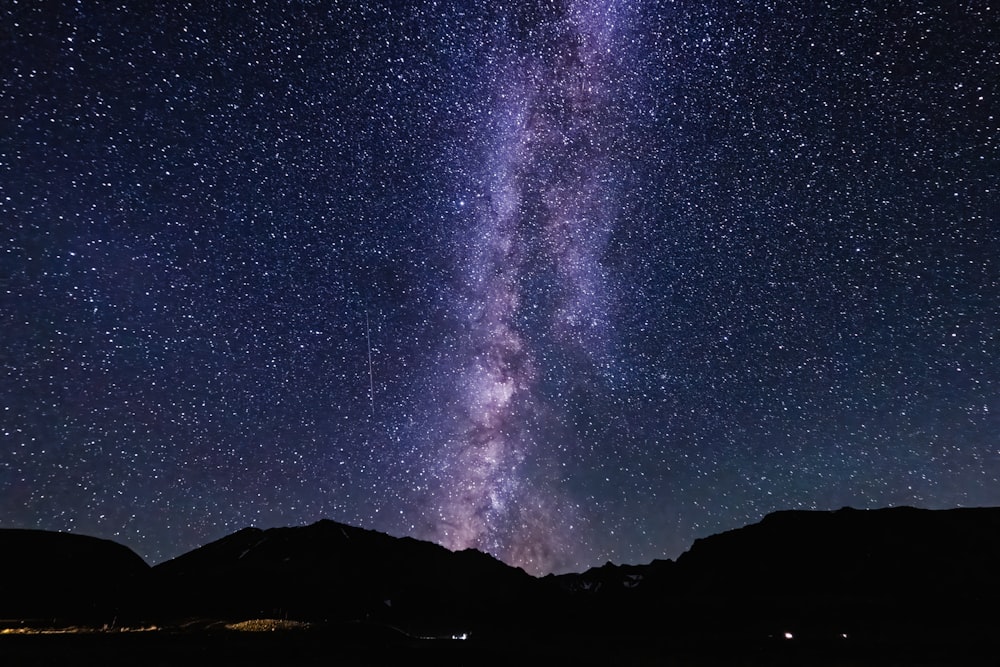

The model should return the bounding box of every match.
[224,619,310,632]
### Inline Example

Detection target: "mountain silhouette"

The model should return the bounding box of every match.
[551,506,1000,643]
[4,506,1000,653]
[150,519,537,634]
[0,528,149,622]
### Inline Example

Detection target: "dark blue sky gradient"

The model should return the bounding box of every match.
[2,1,997,574]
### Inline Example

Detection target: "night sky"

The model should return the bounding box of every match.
[2,1,998,576]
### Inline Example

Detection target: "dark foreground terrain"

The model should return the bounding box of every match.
[4,507,1000,665]
[3,623,999,667]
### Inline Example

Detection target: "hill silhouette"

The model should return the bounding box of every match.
[3,506,1000,660]
[550,506,1000,644]
[150,519,536,634]
[0,529,149,622]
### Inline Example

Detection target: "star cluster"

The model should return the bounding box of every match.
[1,1,997,575]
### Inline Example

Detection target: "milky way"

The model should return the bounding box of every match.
[419,1,629,575]
[2,1,997,575]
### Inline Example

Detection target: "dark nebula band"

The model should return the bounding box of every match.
[422,1,627,575]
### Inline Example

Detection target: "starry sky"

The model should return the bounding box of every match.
[2,1,998,576]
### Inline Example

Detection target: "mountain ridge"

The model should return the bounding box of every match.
[4,505,1000,643]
